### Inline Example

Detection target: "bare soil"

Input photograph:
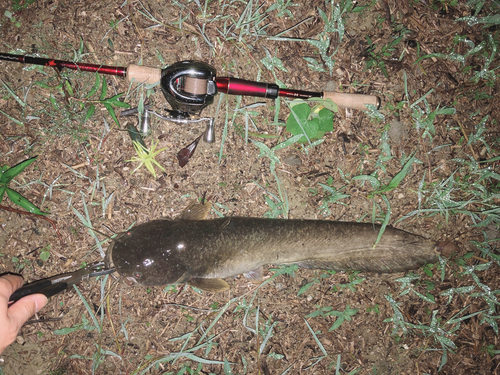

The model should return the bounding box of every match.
[0,0,499,374]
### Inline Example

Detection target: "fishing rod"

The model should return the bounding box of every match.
[0,52,379,113]
[0,52,380,163]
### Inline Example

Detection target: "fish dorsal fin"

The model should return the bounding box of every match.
[188,278,230,292]
[177,200,211,220]
[243,266,264,283]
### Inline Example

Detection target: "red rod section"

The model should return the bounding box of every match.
[278,87,322,99]
[0,52,127,77]
[216,77,322,100]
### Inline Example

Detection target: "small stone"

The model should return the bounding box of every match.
[283,153,302,166]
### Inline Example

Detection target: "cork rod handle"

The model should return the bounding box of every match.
[126,64,162,85]
[323,91,380,111]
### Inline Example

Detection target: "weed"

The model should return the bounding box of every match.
[285,100,336,144]
[409,90,456,142]
[303,319,329,369]
[365,31,409,77]
[262,193,287,218]
[0,79,31,126]
[398,156,500,227]
[53,279,120,373]
[79,73,131,126]
[307,0,354,74]
[266,0,297,18]
[71,192,108,258]
[351,153,416,245]
[334,271,366,293]
[3,10,21,28]
[243,303,278,360]
[11,256,31,273]
[366,304,380,314]
[384,232,500,371]
[53,314,96,335]
[251,135,302,217]
[128,140,167,179]
[271,0,354,75]
[267,264,299,282]
[298,271,335,296]
[40,244,51,262]
[367,153,416,199]
[188,0,270,49]
[218,93,236,163]
[395,273,436,303]
[416,30,499,85]
[315,181,350,216]
[0,156,48,215]
[261,47,289,73]
[134,297,240,374]
[306,304,359,331]
[467,115,490,152]
[483,344,500,357]
[231,102,268,145]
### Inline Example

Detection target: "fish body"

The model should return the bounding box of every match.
[105,216,441,291]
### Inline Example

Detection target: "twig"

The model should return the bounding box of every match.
[456,117,478,161]
[0,205,65,247]
[163,303,218,312]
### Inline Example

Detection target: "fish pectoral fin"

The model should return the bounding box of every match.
[175,271,192,284]
[188,278,230,292]
[243,266,264,283]
[177,200,211,220]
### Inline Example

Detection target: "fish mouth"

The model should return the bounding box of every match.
[104,243,125,283]
[123,277,138,286]
[105,242,139,286]
[104,242,115,270]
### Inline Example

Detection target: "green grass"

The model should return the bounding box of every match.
[0,156,48,215]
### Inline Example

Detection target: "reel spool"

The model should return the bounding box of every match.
[160,60,217,117]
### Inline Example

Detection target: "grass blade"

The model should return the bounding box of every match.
[370,153,416,197]
[1,156,38,184]
[6,188,48,215]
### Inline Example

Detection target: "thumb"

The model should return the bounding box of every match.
[8,294,48,329]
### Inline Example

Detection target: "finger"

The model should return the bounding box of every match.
[0,274,24,300]
[8,294,48,331]
[0,275,24,315]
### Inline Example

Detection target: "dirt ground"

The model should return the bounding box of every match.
[0,0,499,374]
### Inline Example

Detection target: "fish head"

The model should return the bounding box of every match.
[105,241,138,286]
[104,220,191,286]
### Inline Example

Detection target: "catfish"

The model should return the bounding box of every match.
[105,201,452,292]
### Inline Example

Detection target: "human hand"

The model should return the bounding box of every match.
[0,274,48,354]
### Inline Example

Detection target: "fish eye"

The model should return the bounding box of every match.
[134,272,142,279]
